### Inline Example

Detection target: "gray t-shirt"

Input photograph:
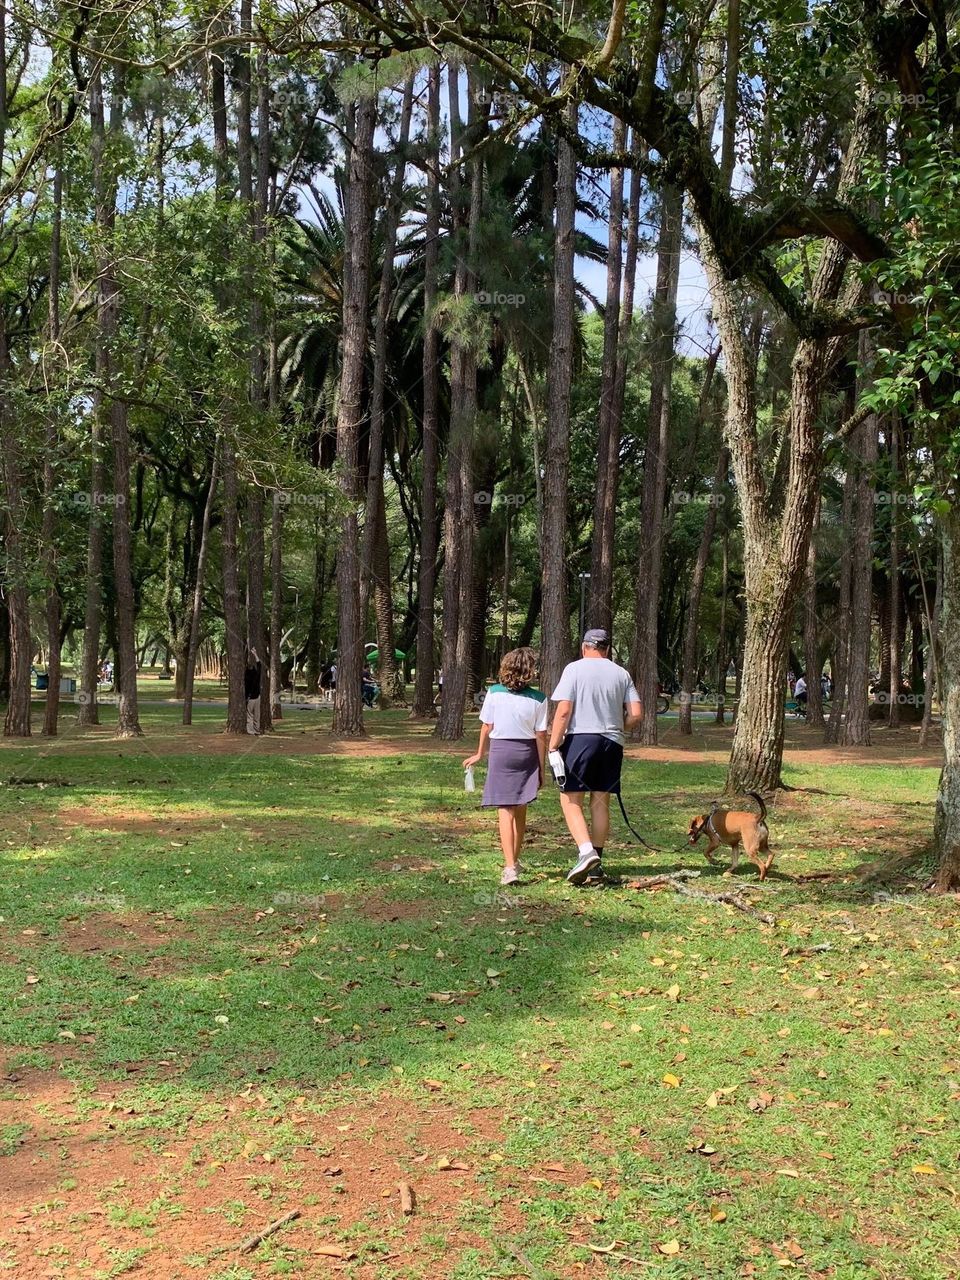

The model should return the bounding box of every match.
[551,658,641,746]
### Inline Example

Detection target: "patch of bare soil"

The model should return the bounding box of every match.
[56,804,221,836]
[355,891,448,924]
[373,855,439,872]
[0,1066,568,1279]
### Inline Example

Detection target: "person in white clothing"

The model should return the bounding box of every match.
[463,648,548,886]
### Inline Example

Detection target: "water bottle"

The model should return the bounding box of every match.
[464,765,476,792]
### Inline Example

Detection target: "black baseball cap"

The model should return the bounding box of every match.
[582,629,610,648]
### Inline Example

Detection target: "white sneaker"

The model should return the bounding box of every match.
[566,850,601,885]
[500,865,520,887]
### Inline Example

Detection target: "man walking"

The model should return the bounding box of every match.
[549,630,642,884]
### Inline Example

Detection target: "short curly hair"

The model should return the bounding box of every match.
[498,646,539,692]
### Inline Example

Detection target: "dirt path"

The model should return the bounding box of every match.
[0,713,943,769]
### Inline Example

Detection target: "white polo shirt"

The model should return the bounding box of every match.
[479,684,549,739]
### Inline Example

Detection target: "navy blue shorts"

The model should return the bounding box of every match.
[560,734,623,793]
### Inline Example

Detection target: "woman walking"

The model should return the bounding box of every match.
[463,647,548,886]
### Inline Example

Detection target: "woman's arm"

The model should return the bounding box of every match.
[463,721,492,769]
[536,730,548,783]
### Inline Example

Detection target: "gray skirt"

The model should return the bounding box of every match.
[482,738,541,808]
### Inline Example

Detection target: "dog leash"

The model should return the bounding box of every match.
[614,789,662,852]
[548,749,662,853]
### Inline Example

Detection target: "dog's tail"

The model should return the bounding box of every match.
[745,790,767,823]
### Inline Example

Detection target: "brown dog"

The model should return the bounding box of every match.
[687,791,774,879]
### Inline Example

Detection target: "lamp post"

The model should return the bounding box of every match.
[578,572,591,639]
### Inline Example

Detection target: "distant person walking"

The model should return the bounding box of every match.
[794,673,808,710]
[463,647,548,886]
[549,629,642,885]
[245,649,262,735]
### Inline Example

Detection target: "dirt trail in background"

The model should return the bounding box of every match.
[0,715,943,768]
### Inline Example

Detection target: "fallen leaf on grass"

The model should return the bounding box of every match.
[748,1093,774,1113]
[657,1239,681,1255]
[316,1244,354,1258]
[709,1203,727,1223]
[437,1156,469,1171]
[665,984,681,1002]
[776,1167,800,1178]
[912,1163,937,1174]
[662,1073,682,1088]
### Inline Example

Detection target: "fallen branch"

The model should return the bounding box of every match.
[507,1244,549,1279]
[398,1182,416,1216]
[236,1209,301,1254]
[625,870,701,890]
[585,1240,652,1266]
[673,881,777,925]
[781,942,832,957]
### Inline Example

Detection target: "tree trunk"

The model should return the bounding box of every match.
[360,75,414,625]
[0,325,30,738]
[435,64,481,740]
[221,441,248,733]
[372,485,402,703]
[111,397,143,737]
[715,530,729,724]
[710,95,874,790]
[88,52,141,738]
[919,544,941,749]
[887,414,901,726]
[933,505,960,889]
[802,503,825,727]
[588,116,625,634]
[246,488,269,728]
[333,94,376,738]
[679,447,728,734]
[539,96,578,696]
[209,32,246,734]
[42,135,64,737]
[633,182,683,743]
[183,443,220,725]
[269,489,284,719]
[825,441,856,742]
[411,65,442,719]
[840,337,879,746]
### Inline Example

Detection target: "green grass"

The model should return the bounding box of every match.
[0,708,956,1278]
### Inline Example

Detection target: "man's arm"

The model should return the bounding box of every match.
[549,700,573,752]
[623,699,642,732]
